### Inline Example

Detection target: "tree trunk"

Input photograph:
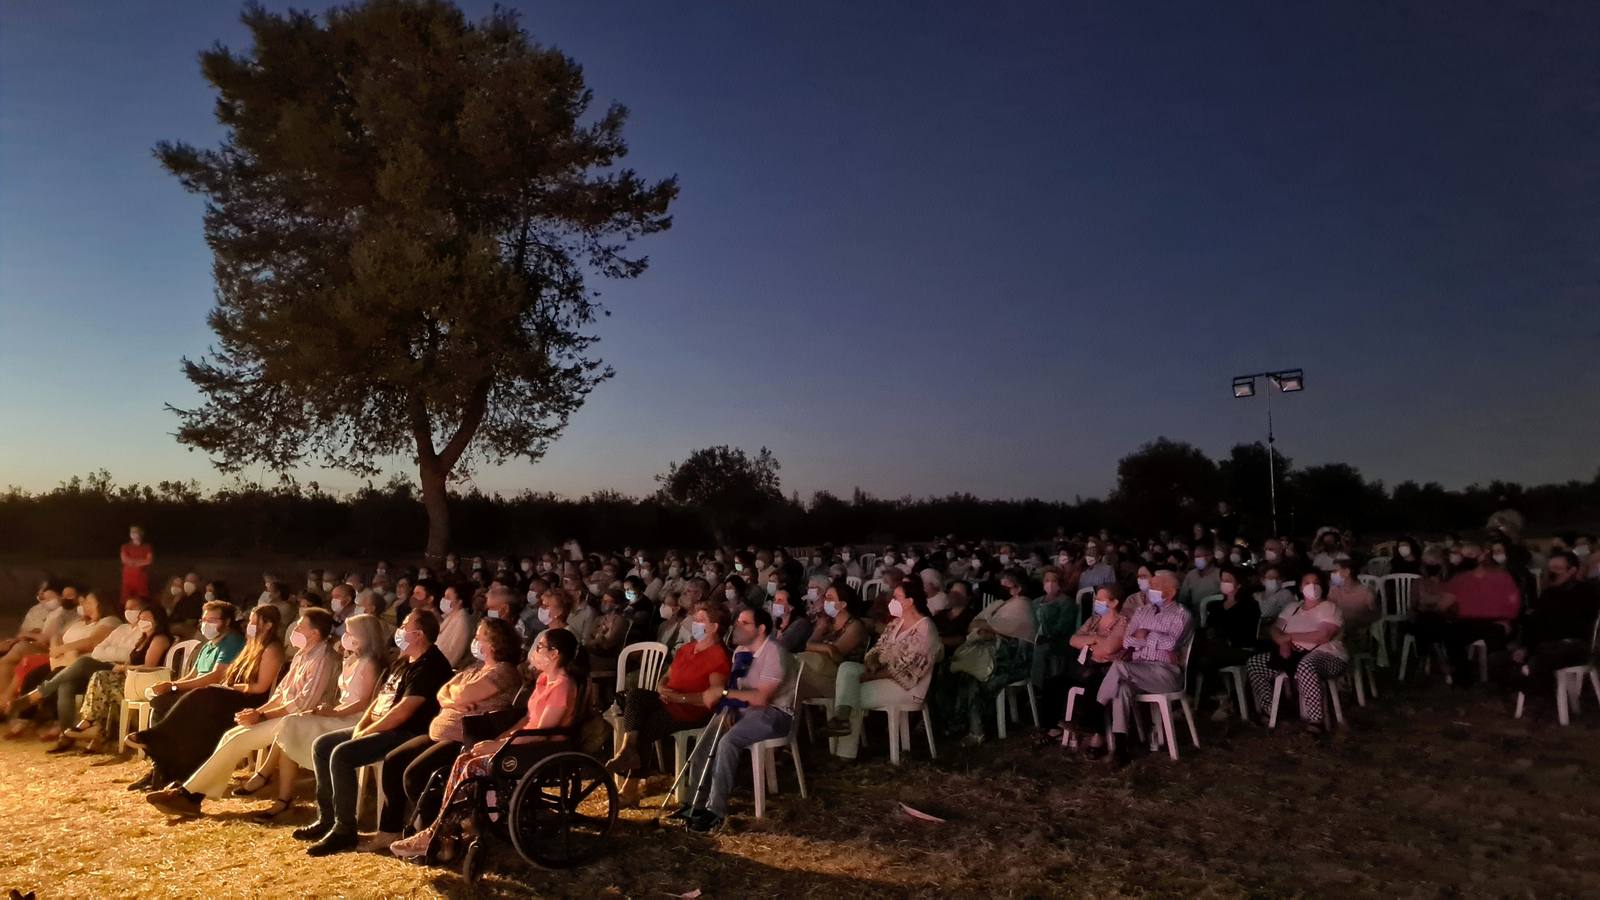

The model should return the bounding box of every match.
[420,458,450,563]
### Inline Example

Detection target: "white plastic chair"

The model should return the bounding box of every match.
[861,579,885,607]
[1195,594,1226,628]
[1074,587,1095,628]
[1514,618,1600,726]
[845,576,862,591]
[861,700,937,765]
[1134,633,1201,760]
[745,661,808,818]
[995,629,1042,739]
[611,641,669,750]
[118,638,200,751]
[1192,664,1251,721]
[1377,574,1419,667]
[1267,663,1346,729]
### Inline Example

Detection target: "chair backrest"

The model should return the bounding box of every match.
[616,641,669,693]
[1379,573,1420,618]
[1357,574,1382,595]
[1363,556,1392,578]
[1174,628,1196,673]
[861,579,884,606]
[1196,593,1226,628]
[845,575,863,591]
[982,594,1003,613]
[166,639,201,678]
[859,553,878,574]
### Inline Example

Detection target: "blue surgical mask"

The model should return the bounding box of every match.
[1331,573,1346,587]
[625,589,638,602]
[1194,558,1208,570]
[1147,589,1166,607]
[471,639,486,662]
[1092,601,1109,616]
[393,629,409,651]
[537,607,552,625]
[690,622,708,641]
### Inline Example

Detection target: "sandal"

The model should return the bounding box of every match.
[253,799,293,822]
[231,773,273,797]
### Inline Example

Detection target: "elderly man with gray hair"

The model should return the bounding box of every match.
[1095,570,1192,768]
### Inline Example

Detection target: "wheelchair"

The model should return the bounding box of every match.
[415,689,619,881]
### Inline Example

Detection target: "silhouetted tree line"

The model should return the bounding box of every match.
[4,438,1597,559]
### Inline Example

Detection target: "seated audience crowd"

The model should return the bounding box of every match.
[2,517,1598,864]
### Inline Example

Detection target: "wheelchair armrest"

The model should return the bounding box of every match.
[462,709,523,746]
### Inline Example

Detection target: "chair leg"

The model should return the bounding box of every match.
[1327,680,1345,726]
[1159,703,1178,761]
[1008,688,1020,723]
[1268,675,1284,729]
[751,750,766,819]
[887,709,902,766]
[789,736,808,798]
[1026,684,1040,728]
[1399,635,1414,681]
[1353,665,1367,707]
[1368,663,1380,699]
[1179,697,1200,749]
[922,708,937,760]
[1557,677,1572,727]
[994,692,1008,740]
[1064,688,1080,723]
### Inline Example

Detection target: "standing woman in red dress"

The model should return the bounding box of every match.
[121,525,154,601]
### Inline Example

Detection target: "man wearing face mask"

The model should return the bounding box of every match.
[1077,543,1116,595]
[299,610,452,855]
[1177,545,1222,609]
[1096,571,1193,768]
[1501,550,1600,699]
[1439,542,1521,687]
[676,607,795,832]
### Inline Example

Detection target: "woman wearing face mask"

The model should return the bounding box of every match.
[119,525,154,602]
[1054,585,1129,755]
[605,604,731,806]
[769,587,813,653]
[1389,537,1422,576]
[943,569,1038,746]
[4,590,120,740]
[57,602,173,753]
[126,605,287,791]
[251,614,386,821]
[1191,569,1261,719]
[1124,565,1157,614]
[1253,566,1295,620]
[434,585,477,668]
[655,589,691,649]
[27,594,155,745]
[797,582,869,702]
[586,589,631,685]
[823,579,936,759]
[1245,571,1346,733]
[145,609,342,817]
[531,589,573,646]
[719,575,749,611]
[391,627,584,861]
[366,618,523,847]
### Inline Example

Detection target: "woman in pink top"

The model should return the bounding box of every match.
[391,627,582,861]
[1058,584,1129,756]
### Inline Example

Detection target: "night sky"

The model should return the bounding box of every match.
[2,2,1597,501]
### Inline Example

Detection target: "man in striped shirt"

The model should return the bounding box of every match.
[1096,571,1193,768]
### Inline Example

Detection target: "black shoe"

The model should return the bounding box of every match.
[307,830,358,856]
[293,821,332,842]
[126,769,159,792]
[685,809,723,833]
[664,804,695,824]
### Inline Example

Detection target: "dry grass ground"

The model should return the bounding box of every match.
[3,676,1599,899]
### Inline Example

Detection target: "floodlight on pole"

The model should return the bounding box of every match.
[1230,368,1306,536]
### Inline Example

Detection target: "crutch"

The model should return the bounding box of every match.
[658,707,731,811]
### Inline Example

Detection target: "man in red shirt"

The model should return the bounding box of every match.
[1441,542,1522,686]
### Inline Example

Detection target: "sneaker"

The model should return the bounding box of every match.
[146,788,204,818]
[292,821,332,842]
[307,830,358,857]
[685,809,724,833]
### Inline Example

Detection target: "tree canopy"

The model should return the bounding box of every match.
[158,0,677,557]
[656,446,783,543]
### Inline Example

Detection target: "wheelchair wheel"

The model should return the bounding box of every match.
[507,751,618,868]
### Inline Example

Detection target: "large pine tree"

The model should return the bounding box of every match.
[158,0,677,558]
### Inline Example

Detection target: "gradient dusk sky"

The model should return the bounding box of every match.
[2,2,1597,502]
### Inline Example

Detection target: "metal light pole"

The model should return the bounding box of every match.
[1231,369,1305,537]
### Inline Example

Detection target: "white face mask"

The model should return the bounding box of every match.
[43,596,61,610]
[805,587,819,602]
[1302,584,1321,601]
[1576,545,1592,558]
[1398,546,1413,559]
[290,630,308,650]
[394,629,410,651]
[1264,551,1279,562]
[771,602,787,619]
[888,599,904,618]
[1083,556,1098,566]
[765,582,778,597]
[1137,577,1151,593]
[183,582,197,595]
[537,607,553,625]
[246,623,258,639]
[998,555,1011,565]
[341,632,359,653]
[1492,552,1507,566]
[1263,579,1281,592]
[471,639,487,662]
[725,588,738,602]
[659,602,674,619]
[201,622,221,640]
[124,609,140,626]
[824,601,839,617]
[204,591,216,602]
[170,585,182,597]
[137,619,155,635]
[440,598,455,616]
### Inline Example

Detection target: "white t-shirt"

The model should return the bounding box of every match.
[1277,600,1345,660]
[91,623,145,664]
